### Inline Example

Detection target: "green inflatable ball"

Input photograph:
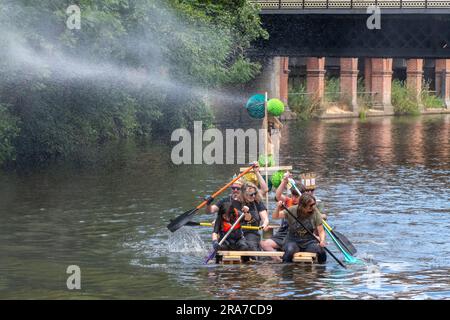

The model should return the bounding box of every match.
[258,154,275,167]
[245,94,265,119]
[271,170,284,188]
[267,98,285,117]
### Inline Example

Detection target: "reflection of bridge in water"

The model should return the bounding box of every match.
[242,0,450,117]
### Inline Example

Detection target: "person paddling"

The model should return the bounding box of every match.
[211,206,250,263]
[273,193,327,263]
[260,173,303,261]
[232,182,270,253]
[205,176,242,214]
[205,162,267,214]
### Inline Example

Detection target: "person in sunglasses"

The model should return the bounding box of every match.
[273,193,327,264]
[231,182,270,253]
[205,177,243,216]
[205,162,267,215]
[260,174,304,261]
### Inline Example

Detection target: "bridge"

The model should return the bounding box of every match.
[251,0,450,13]
[241,0,450,118]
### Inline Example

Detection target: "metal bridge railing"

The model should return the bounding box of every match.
[250,0,450,10]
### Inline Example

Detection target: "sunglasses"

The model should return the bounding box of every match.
[246,192,257,197]
[231,187,241,191]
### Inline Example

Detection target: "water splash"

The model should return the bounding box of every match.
[168,227,208,253]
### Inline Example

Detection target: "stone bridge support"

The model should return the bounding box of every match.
[365,58,394,114]
[340,58,359,114]
[406,59,424,110]
[435,59,450,108]
[306,57,326,103]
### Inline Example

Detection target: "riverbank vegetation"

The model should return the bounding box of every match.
[0,0,268,168]
[391,80,421,115]
[288,83,321,120]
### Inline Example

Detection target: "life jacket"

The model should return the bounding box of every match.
[222,208,241,232]
[285,197,294,208]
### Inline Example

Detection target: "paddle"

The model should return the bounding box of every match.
[323,225,360,264]
[184,221,281,230]
[167,163,256,232]
[281,204,346,268]
[322,220,357,255]
[288,178,357,255]
[204,212,245,264]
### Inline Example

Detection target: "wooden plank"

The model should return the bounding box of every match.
[293,257,314,263]
[222,256,241,261]
[293,252,317,259]
[239,166,292,173]
[293,252,317,263]
[218,251,318,260]
[222,256,241,264]
[218,251,284,257]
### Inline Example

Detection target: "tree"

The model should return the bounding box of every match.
[0,0,268,166]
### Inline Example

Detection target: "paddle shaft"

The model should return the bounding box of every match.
[288,178,356,255]
[196,164,256,211]
[281,204,346,268]
[322,220,355,255]
[218,212,245,246]
[186,221,280,230]
[324,225,358,263]
[204,212,245,264]
[167,164,256,232]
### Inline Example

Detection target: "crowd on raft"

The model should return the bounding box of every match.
[205,162,328,264]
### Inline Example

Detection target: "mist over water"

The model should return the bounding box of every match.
[0,0,246,104]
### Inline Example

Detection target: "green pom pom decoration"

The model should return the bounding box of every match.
[245,94,265,119]
[258,154,275,167]
[271,170,284,188]
[267,98,285,117]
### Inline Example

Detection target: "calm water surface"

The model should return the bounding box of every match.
[0,115,449,299]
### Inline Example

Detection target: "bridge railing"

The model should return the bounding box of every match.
[250,0,450,10]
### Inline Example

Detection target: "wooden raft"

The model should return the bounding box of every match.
[218,251,317,264]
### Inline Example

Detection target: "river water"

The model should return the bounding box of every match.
[0,115,449,299]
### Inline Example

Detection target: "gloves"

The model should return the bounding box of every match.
[204,195,214,205]
[212,240,221,251]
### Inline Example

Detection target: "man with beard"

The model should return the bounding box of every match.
[273,193,327,263]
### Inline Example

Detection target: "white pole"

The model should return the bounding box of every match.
[264,92,269,212]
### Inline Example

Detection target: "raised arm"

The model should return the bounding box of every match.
[253,161,269,196]
[275,171,291,202]
[272,201,286,219]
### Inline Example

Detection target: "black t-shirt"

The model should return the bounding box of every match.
[215,196,232,217]
[231,200,266,233]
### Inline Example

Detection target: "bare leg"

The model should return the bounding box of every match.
[260,239,282,262]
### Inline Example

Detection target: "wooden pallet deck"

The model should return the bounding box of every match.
[217,251,317,264]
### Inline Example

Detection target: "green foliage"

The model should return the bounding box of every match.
[0,0,267,167]
[357,77,372,120]
[288,82,321,120]
[391,80,420,116]
[324,77,340,103]
[421,80,444,109]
